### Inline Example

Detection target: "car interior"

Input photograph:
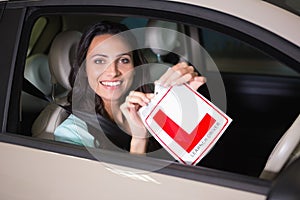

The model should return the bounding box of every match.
[7,12,300,180]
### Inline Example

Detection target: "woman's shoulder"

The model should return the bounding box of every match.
[54,114,95,147]
[56,114,88,132]
[66,114,87,125]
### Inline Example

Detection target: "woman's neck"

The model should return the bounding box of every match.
[103,100,122,122]
[103,99,131,134]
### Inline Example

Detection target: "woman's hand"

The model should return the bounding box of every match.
[120,91,154,154]
[155,62,206,90]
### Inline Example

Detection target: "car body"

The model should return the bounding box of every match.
[0,0,300,199]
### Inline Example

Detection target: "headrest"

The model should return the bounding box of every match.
[264,114,300,173]
[24,54,52,95]
[48,30,82,90]
[145,20,178,56]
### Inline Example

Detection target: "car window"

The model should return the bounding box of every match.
[201,28,299,77]
[27,17,47,56]
[6,4,300,182]
[0,1,5,20]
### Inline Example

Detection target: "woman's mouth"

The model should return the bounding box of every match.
[100,80,122,87]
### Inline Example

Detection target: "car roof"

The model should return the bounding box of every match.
[5,0,300,48]
[264,0,300,17]
[169,0,300,47]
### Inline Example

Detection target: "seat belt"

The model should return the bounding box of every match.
[23,78,52,102]
[23,78,71,113]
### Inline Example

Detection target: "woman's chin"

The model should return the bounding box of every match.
[98,93,125,102]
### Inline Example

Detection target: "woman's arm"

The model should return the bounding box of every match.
[120,92,154,154]
[121,62,206,154]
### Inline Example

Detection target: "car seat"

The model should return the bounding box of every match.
[23,53,52,113]
[31,30,82,139]
[144,19,182,81]
[260,114,300,180]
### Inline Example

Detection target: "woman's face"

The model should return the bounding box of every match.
[86,34,134,104]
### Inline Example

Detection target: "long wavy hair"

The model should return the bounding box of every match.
[68,21,149,120]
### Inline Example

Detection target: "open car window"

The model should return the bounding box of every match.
[3,3,299,198]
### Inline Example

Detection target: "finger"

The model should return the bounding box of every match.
[126,95,147,107]
[172,61,189,70]
[193,76,206,83]
[129,91,152,104]
[155,62,187,85]
[169,73,194,86]
[145,93,155,99]
[120,103,145,132]
[188,76,207,90]
[164,66,194,86]
[126,91,153,107]
[120,103,130,116]
[155,67,174,86]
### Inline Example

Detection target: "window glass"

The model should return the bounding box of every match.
[201,28,299,77]
[8,10,299,179]
[27,17,47,56]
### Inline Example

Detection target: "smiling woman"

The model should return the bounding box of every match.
[54,21,206,154]
[54,21,149,153]
[85,34,135,110]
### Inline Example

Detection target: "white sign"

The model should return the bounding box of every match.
[139,84,232,165]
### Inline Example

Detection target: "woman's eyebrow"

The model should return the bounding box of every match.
[90,52,131,58]
[91,54,108,58]
[116,52,132,57]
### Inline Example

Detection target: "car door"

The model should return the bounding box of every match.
[1,0,299,199]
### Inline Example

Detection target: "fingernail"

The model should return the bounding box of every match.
[170,81,176,86]
[143,97,150,103]
[163,82,169,87]
[155,80,161,85]
[148,93,155,98]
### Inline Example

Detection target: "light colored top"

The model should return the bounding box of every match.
[54,114,95,147]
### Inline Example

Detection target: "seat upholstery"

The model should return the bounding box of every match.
[145,19,179,62]
[144,20,180,81]
[260,114,300,180]
[23,54,52,112]
[24,53,52,96]
[32,30,82,139]
[48,30,82,91]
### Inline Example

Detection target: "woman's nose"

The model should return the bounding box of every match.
[106,61,120,76]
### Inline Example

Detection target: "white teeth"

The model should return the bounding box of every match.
[101,81,121,87]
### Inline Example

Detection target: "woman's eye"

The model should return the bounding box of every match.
[120,58,131,64]
[94,59,105,64]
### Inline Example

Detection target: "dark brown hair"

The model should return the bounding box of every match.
[69,21,149,120]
